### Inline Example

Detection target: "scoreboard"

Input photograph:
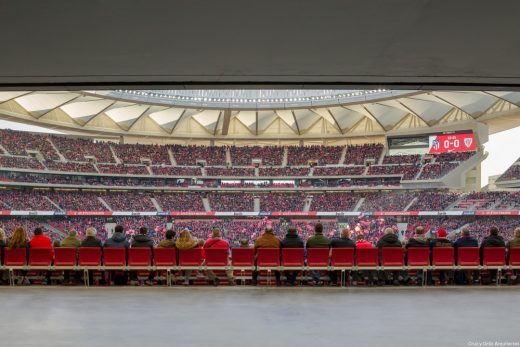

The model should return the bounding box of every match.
[428,132,476,154]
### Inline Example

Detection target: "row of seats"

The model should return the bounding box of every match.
[2,247,519,270]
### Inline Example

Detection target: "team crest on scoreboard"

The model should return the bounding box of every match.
[464,137,473,148]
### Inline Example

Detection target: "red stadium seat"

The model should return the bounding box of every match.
[432,247,454,268]
[356,248,378,268]
[29,248,53,267]
[330,248,354,268]
[128,248,151,267]
[205,248,229,267]
[281,248,304,268]
[104,248,127,267]
[457,247,480,267]
[407,248,430,267]
[509,247,520,267]
[381,248,405,267]
[78,247,101,267]
[307,248,330,268]
[179,248,203,267]
[231,248,254,267]
[256,248,280,268]
[54,248,77,267]
[4,248,27,267]
[153,248,176,267]
[483,247,506,267]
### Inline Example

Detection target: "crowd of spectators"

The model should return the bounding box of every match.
[0,129,59,160]
[208,193,255,211]
[206,167,255,177]
[44,161,97,173]
[229,146,283,166]
[418,163,458,180]
[99,192,156,211]
[97,164,149,175]
[497,163,520,182]
[361,193,415,212]
[153,192,205,211]
[309,193,360,211]
[382,154,420,164]
[367,164,420,180]
[50,136,115,163]
[112,143,170,165]
[313,166,365,176]
[151,166,201,176]
[344,144,384,165]
[260,193,306,211]
[172,145,227,166]
[258,167,309,176]
[435,151,475,162]
[408,191,460,211]
[287,145,344,165]
[47,192,107,211]
[0,156,45,170]
[0,190,57,210]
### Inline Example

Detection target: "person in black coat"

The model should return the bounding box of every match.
[330,228,355,285]
[281,228,304,285]
[480,227,506,283]
[377,228,402,285]
[80,227,103,247]
[454,228,479,284]
[406,226,430,249]
[131,227,154,249]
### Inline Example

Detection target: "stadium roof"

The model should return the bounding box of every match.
[0,90,519,141]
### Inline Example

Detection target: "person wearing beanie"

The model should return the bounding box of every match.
[406,226,430,248]
[80,227,102,247]
[430,228,453,285]
[131,227,154,249]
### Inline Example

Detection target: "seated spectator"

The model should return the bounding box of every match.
[53,240,61,248]
[157,229,176,248]
[7,227,28,248]
[104,225,130,248]
[132,227,154,248]
[239,239,250,248]
[29,227,52,248]
[481,226,506,248]
[81,227,102,247]
[254,226,281,249]
[204,228,231,286]
[430,229,452,248]
[356,234,373,248]
[281,227,304,286]
[376,228,402,285]
[508,227,520,248]
[453,227,479,285]
[0,228,6,249]
[331,228,355,248]
[406,226,430,248]
[306,223,331,285]
[60,230,81,248]
[175,229,202,285]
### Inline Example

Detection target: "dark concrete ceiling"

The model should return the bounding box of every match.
[2,0,520,90]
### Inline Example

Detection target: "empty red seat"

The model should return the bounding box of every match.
[179,248,203,267]
[356,248,378,268]
[128,248,151,267]
[4,248,27,267]
[29,248,53,267]
[153,248,176,267]
[256,248,280,268]
[307,248,330,268]
[205,248,229,267]
[104,248,127,267]
[407,248,430,267]
[231,248,254,267]
[457,247,480,267]
[483,247,506,267]
[331,248,354,268]
[281,248,304,268]
[509,247,520,267]
[78,247,102,266]
[432,247,454,267]
[381,248,405,267]
[54,248,77,267]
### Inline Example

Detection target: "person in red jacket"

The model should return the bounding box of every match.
[203,228,231,286]
[29,227,52,248]
[355,234,376,285]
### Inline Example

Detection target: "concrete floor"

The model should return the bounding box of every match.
[0,287,518,347]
